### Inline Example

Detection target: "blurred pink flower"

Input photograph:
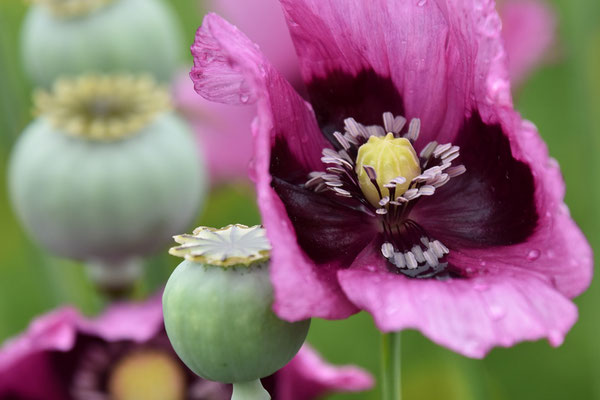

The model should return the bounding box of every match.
[174,0,303,184]
[0,296,372,399]
[189,0,592,358]
[174,72,257,184]
[499,0,557,86]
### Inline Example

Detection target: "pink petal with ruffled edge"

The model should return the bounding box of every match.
[191,14,357,320]
[276,345,374,400]
[173,71,256,183]
[79,293,164,342]
[500,0,556,86]
[442,111,593,300]
[339,264,577,358]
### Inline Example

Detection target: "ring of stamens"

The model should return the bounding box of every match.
[34,74,171,141]
[305,112,466,278]
[31,0,116,17]
[169,224,271,268]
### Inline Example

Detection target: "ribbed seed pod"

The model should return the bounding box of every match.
[163,225,310,387]
[8,74,206,267]
[21,0,183,87]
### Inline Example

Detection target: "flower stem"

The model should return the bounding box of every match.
[85,258,143,300]
[231,380,270,400]
[381,331,402,400]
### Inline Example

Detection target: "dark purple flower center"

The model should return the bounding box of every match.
[305,112,466,279]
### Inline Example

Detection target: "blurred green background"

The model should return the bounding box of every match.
[0,0,599,399]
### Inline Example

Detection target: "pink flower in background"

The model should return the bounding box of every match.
[499,0,557,86]
[174,73,257,184]
[174,0,301,184]
[0,296,372,400]
[189,0,592,358]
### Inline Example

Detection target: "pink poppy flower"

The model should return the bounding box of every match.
[0,296,372,399]
[499,0,557,86]
[189,0,592,358]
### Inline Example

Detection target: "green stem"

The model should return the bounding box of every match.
[381,331,402,400]
[85,258,143,301]
[231,380,271,400]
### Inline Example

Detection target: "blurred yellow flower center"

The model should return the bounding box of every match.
[356,133,421,207]
[108,350,186,400]
[34,74,171,141]
[33,0,116,17]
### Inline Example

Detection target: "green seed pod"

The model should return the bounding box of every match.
[21,0,183,87]
[163,225,310,386]
[8,74,206,266]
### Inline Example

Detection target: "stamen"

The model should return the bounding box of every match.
[344,117,369,140]
[303,111,467,280]
[381,242,394,258]
[405,118,421,142]
[420,141,438,159]
[366,125,386,137]
[333,131,351,150]
[379,197,390,207]
[382,112,395,133]
[405,252,418,269]
[447,165,467,177]
[433,143,452,158]
[393,252,406,268]
[418,185,435,196]
[363,165,378,181]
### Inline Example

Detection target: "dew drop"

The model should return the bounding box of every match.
[417,0,427,6]
[489,305,505,320]
[526,249,541,261]
[203,51,215,63]
[239,94,250,103]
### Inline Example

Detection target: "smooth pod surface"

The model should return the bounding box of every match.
[162,260,310,383]
[8,113,205,262]
[21,0,183,87]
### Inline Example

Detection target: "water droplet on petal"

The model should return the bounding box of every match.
[417,0,427,6]
[489,305,505,320]
[239,94,250,103]
[527,249,541,261]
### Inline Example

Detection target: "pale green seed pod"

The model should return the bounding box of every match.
[8,74,206,265]
[163,225,310,386]
[21,0,183,87]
